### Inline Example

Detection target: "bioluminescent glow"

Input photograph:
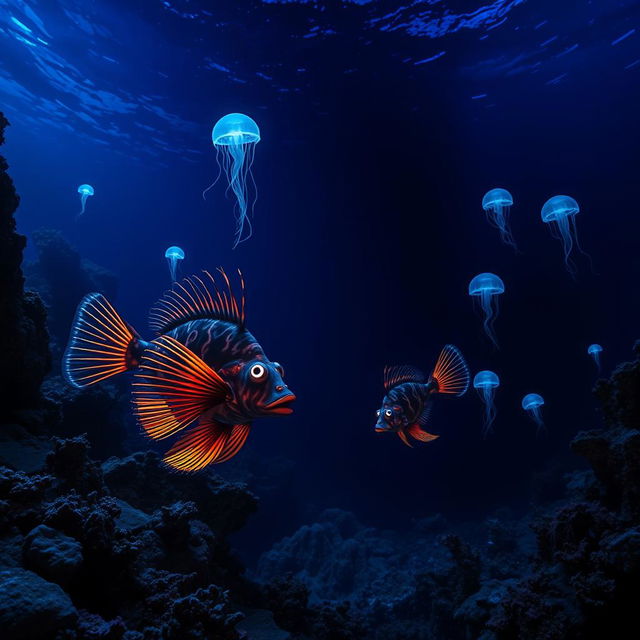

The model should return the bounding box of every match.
[204,113,260,248]
[164,246,185,282]
[77,184,94,217]
[541,195,587,276]
[468,272,505,348]
[588,343,603,372]
[482,188,516,249]
[522,393,545,434]
[473,370,500,437]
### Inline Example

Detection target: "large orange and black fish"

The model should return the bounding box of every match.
[62,269,295,471]
[375,345,469,446]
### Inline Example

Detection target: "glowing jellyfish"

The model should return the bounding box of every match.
[482,188,516,249]
[588,343,603,372]
[204,113,260,248]
[541,195,586,275]
[473,370,500,437]
[468,272,505,348]
[522,393,545,434]
[164,246,185,282]
[77,184,94,217]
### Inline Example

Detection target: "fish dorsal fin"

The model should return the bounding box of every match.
[384,365,426,391]
[149,269,246,335]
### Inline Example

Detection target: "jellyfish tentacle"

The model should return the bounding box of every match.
[480,290,499,348]
[555,215,577,277]
[482,387,496,437]
[202,147,223,200]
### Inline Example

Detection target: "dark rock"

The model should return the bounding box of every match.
[0,112,50,420]
[0,423,54,472]
[46,434,106,495]
[42,377,128,460]
[0,567,77,639]
[25,228,117,361]
[103,450,258,535]
[23,524,83,586]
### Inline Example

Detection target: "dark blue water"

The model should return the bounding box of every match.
[2,0,640,554]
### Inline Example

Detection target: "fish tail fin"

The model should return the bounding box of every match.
[429,344,470,397]
[63,293,140,388]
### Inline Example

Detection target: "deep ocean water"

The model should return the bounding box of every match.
[1,1,640,639]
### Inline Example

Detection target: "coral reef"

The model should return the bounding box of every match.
[0,112,50,420]
[0,435,249,639]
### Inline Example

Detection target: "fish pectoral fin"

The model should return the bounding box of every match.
[397,429,414,448]
[407,423,439,442]
[215,423,251,464]
[132,335,230,441]
[163,418,251,472]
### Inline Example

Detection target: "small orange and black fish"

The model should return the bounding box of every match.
[62,269,295,471]
[375,345,469,446]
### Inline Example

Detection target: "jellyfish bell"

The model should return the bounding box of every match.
[164,245,185,282]
[482,188,517,249]
[205,113,261,248]
[587,343,603,372]
[468,272,505,348]
[212,113,260,146]
[521,393,544,412]
[474,370,500,390]
[541,195,588,276]
[522,393,545,434]
[77,183,94,217]
[473,370,500,437]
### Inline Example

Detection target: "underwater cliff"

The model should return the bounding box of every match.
[2,108,640,639]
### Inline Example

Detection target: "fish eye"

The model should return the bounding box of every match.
[250,363,267,381]
[385,409,393,418]
[376,409,380,416]
[273,362,284,377]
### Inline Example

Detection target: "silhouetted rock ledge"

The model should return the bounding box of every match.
[0,112,50,418]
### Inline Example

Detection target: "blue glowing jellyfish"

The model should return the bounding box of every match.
[587,343,603,372]
[473,370,500,437]
[204,113,260,248]
[164,246,185,282]
[468,273,505,348]
[482,188,517,249]
[77,184,94,217]
[522,393,545,434]
[541,195,588,276]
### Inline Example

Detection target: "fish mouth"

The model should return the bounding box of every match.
[264,393,296,415]
[375,424,389,433]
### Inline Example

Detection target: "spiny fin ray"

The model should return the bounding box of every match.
[430,345,470,396]
[383,365,426,391]
[63,293,136,388]
[149,268,246,335]
[132,335,229,441]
